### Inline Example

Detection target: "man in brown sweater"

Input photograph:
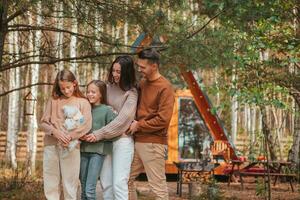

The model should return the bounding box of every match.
[127,48,175,200]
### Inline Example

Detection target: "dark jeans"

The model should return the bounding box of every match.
[80,152,105,200]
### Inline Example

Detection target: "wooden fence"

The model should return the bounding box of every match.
[0,132,293,161]
[0,132,44,161]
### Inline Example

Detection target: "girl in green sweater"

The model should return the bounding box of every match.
[79,80,116,200]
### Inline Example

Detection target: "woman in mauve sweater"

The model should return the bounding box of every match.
[85,55,138,200]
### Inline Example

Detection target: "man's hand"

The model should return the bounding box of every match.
[84,134,97,142]
[126,120,139,135]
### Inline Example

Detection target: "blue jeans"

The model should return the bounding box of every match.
[80,152,105,200]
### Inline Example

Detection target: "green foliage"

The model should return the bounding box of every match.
[255,178,268,197]
[193,0,300,112]
[191,179,225,200]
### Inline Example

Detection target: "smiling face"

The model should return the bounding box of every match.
[112,62,121,84]
[58,80,76,98]
[136,58,156,80]
[87,83,101,105]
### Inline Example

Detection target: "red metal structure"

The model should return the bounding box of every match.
[181,71,238,161]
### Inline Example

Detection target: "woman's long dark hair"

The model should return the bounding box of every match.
[52,69,85,99]
[107,55,136,91]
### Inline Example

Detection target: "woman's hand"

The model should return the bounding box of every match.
[79,134,87,141]
[84,134,97,142]
[126,120,139,135]
[52,130,71,145]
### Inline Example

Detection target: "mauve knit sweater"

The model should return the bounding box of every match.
[93,83,138,141]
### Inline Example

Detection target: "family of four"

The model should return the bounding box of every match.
[40,48,175,200]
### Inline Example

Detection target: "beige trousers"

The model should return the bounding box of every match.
[43,145,80,200]
[128,142,169,200]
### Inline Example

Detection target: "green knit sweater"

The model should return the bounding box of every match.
[80,104,116,155]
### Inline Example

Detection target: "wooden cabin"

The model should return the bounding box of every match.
[165,89,234,175]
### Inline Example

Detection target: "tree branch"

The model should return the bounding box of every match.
[7,24,138,49]
[0,82,53,97]
[186,8,228,40]
[6,7,28,24]
[0,51,135,72]
[0,82,91,97]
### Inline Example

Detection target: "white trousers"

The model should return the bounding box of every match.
[100,137,134,200]
[43,145,80,200]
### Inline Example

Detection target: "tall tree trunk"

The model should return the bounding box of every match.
[243,105,250,134]
[258,49,277,161]
[288,103,300,164]
[272,106,284,160]
[26,2,42,175]
[93,9,102,79]
[247,106,251,134]
[124,0,129,47]
[0,0,8,129]
[244,104,251,134]
[214,69,220,108]
[231,71,238,144]
[5,24,20,169]
[250,106,256,155]
[0,0,8,67]
[69,1,78,74]
[111,25,116,53]
[261,107,277,161]
[288,105,300,164]
[100,67,106,81]
[115,26,120,44]
[190,0,198,25]
[290,98,295,141]
[287,6,299,164]
[258,108,262,133]
[55,0,64,70]
[250,106,256,140]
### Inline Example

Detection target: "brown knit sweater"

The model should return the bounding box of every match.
[135,76,175,145]
[40,96,92,146]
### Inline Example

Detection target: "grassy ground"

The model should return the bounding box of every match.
[0,162,299,200]
[1,179,299,200]
[0,161,45,200]
[135,181,300,200]
[0,181,45,200]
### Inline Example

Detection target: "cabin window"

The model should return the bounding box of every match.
[178,97,210,160]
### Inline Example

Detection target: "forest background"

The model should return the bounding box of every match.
[0,0,299,178]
